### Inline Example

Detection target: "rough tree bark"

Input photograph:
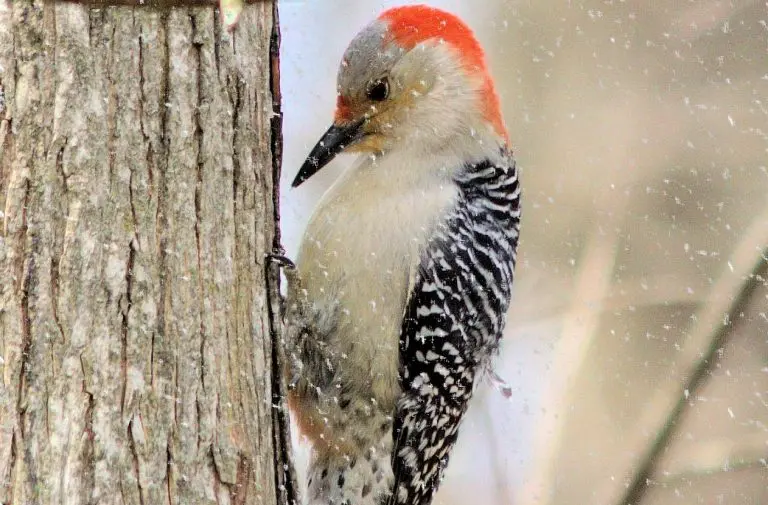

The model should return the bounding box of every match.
[0,2,295,504]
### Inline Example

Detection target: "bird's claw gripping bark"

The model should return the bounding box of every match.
[267,252,296,270]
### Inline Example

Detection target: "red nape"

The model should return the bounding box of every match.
[379,5,508,141]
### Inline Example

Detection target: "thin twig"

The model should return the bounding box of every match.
[654,431,768,485]
[656,458,768,488]
[618,206,768,505]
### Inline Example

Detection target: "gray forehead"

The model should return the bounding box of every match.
[337,19,404,94]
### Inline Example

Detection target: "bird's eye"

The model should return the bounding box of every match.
[366,78,389,102]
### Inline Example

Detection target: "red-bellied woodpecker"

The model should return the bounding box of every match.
[285,5,520,505]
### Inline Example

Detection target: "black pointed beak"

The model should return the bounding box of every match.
[292,119,365,188]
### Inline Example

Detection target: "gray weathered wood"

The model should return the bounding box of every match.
[0,2,292,504]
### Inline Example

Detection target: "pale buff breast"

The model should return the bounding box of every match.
[295,152,458,408]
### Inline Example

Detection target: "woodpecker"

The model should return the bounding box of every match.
[284,5,520,505]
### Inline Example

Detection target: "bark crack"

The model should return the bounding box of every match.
[209,444,223,505]
[154,9,170,260]
[229,74,241,216]
[0,78,6,117]
[190,12,206,395]
[159,11,170,148]
[128,147,140,249]
[120,240,135,414]
[149,330,156,387]
[121,133,139,412]
[155,10,171,423]
[127,417,146,505]
[173,359,179,425]
[212,12,221,78]
[136,20,150,143]
[51,139,69,346]
[44,386,50,438]
[80,353,96,501]
[165,441,173,505]
[17,178,32,440]
[0,118,12,210]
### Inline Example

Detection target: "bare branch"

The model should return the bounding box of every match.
[618,205,768,505]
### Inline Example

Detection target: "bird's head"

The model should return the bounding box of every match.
[292,4,508,187]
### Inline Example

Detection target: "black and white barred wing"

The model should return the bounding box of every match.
[390,155,521,505]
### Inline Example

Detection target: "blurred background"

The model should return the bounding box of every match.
[278,1,768,504]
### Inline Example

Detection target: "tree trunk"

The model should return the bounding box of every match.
[0,2,294,504]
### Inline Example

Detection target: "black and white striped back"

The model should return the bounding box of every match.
[390,148,521,505]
